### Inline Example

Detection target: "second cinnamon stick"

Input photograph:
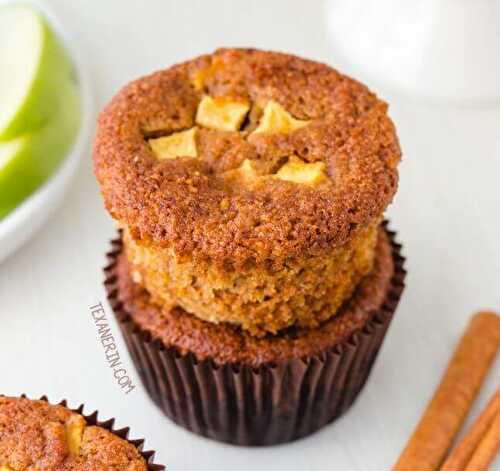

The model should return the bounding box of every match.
[441,389,500,470]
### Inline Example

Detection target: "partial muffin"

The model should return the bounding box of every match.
[0,396,162,470]
[94,48,400,336]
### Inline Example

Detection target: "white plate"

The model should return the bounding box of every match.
[0,0,93,263]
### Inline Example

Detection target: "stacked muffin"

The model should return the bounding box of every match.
[0,396,161,470]
[95,48,405,445]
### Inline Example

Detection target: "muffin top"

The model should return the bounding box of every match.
[94,48,400,266]
[0,396,147,470]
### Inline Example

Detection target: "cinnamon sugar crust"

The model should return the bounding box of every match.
[0,397,146,470]
[115,229,395,366]
[93,48,401,266]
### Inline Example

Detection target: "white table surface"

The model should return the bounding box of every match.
[1,1,499,469]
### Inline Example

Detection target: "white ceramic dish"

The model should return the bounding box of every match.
[0,0,93,264]
[325,0,500,106]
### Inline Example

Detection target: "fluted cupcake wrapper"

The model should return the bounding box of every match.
[17,395,165,470]
[104,223,406,446]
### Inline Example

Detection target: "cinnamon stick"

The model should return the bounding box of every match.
[393,311,500,471]
[465,408,500,471]
[441,390,500,470]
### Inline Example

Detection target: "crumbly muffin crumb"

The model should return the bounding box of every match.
[115,228,395,366]
[124,221,379,336]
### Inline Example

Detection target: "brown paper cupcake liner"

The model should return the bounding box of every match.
[104,223,406,446]
[15,394,165,470]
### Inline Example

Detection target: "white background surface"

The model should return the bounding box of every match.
[1,1,499,469]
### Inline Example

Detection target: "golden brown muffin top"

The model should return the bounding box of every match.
[94,48,400,266]
[0,397,147,470]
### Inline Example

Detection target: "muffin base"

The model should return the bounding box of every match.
[12,395,165,470]
[104,223,405,446]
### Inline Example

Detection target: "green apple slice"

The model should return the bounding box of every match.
[0,5,73,140]
[0,80,80,219]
